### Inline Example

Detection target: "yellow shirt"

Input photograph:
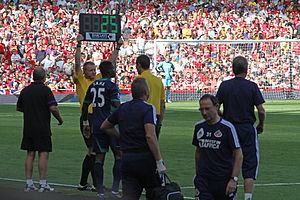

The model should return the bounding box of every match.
[73,70,102,114]
[138,70,165,115]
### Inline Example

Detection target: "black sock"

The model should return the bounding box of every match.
[89,155,96,187]
[80,154,91,186]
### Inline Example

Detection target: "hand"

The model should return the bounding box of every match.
[256,123,264,134]
[225,179,237,195]
[83,125,91,139]
[58,119,64,125]
[77,34,84,43]
[116,37,123,49]
[156,159,166,174]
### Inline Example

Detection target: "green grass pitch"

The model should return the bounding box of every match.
[0,100,300,199]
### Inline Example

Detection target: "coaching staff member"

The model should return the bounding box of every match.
[216,56,266,200]
[73,34,122,191]
[193,94,243,200]
[17,67,64,192]
[136,55,165,139]
[101,78,166,200]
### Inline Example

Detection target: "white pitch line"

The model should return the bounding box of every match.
[181,182,300,189]
[1,177,300,200]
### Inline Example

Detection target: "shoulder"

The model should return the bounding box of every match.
[143,101,156,111]
[220,119,236,131]
[194,119,206,128]
[73,70,83,81]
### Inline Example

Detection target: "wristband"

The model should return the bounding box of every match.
[83,120,89,126]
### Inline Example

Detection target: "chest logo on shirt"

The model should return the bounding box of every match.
[197,128,204,140]
[214,130,222,138]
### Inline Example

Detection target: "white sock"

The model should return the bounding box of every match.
[40,180,47,185]
[26,179,33,185]
[245,193,252,200]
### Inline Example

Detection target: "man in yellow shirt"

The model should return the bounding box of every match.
[136,55,165,139]
[73,34,122,191]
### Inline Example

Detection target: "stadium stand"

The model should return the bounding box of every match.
[0,0,299,100]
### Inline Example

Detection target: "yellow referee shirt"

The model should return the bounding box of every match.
[138,70,165,115]
[73,70,102,114]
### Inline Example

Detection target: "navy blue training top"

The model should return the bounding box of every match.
[84,78,120,134]
[216,77,265,124]
[108,99,157,151]
[192,118,240,180]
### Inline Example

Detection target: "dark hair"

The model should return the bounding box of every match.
[83,61,96,70]
[99,61,114,77]
[131,78,149,99]
[136,54,150,70]
[33,67,46,81]
[232,56,248,75]
[199,94,219,106]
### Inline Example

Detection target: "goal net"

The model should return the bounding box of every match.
[152,39,300,100]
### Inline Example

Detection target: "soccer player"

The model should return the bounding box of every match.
[101,77,166,200]
[73,34,122,191]
[157,55,175,103]
[81,61,122,200]
[216,56,266,200]
[136,54,165,139]
[17,67,64,192]
[193,94,243,200]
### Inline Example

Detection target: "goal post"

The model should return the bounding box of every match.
[153,39,300,100]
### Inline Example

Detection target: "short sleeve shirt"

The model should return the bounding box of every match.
[216,77,265,124]
[192,119,240,180]
[73,70,102,114]
[17,82,58,137]
[108,99,157,151]
[84,78,120,134]
[138,70,165,115]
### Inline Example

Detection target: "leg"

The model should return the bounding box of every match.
[166,86,171,102]
[244,178,254,200]
[236,124,258,200]
[25,151,36,180]
[94,153,106,194]
[38,152,49,180]
[79,115,96,189]
[112,150,122,193]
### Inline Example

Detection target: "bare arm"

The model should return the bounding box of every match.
[108,37,123,66]
[159,100,165,124]
[49,105,64,125]
[74,34,84,73]
[256,104,266,134]
[145,123,162,161]
[226,148,243,195]
[100,119,120,138]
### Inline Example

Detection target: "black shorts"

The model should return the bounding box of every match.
[80,114,93,148]
[21,136,52,152]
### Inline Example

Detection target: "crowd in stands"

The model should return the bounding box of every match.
[0,0,300,95]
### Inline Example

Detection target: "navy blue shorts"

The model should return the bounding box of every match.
[121,152,161,200]
[234,124,259,179]
[92,133,120,153]
[194,175,237,200]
